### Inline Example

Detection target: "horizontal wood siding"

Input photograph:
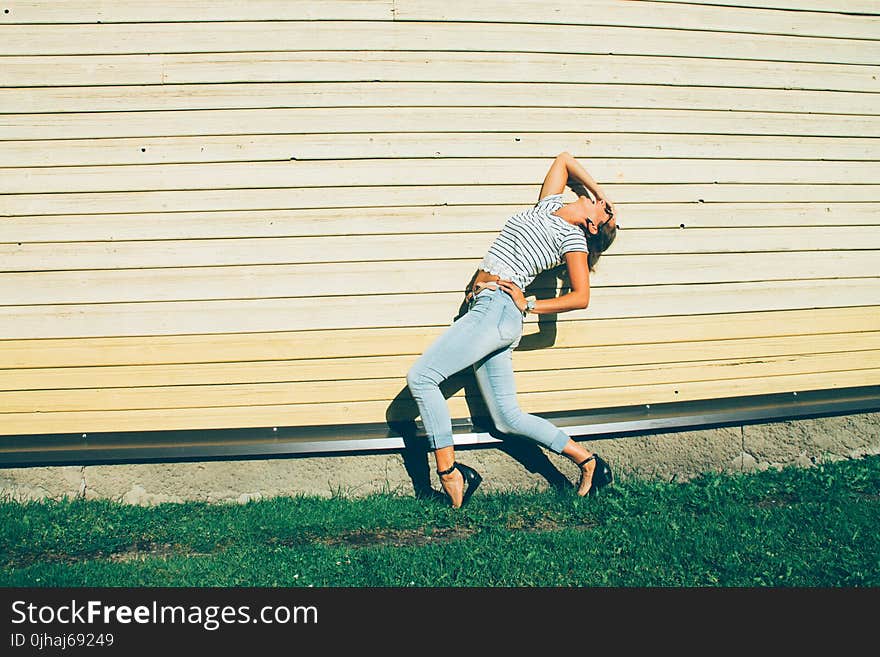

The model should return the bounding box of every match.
[1,0,878,439]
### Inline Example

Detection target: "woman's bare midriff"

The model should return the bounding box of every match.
[466,269,503,300]
[473,269,501,288]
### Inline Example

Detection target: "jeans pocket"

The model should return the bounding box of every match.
[496,302,523,342]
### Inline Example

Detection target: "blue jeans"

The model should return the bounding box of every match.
[406,286,570,454]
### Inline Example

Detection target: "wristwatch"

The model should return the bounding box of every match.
[523,296,537,317]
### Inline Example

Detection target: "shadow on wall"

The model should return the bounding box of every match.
[384,268,573,498]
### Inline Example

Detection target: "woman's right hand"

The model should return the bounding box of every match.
[495,279,527,312]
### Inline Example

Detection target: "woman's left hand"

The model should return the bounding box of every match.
[496,279,526,312]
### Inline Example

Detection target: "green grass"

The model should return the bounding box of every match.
[1,454,878,587]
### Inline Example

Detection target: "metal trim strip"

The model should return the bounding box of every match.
[1,385,877,467]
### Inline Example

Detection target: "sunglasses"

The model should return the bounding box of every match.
[587,206,615,230]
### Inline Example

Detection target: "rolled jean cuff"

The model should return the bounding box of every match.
[549,429,570,454]
[429,433,455,451]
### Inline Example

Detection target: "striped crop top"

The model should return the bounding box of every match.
[478,193,589,291]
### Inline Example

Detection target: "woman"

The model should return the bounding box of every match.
[406,152,618,508]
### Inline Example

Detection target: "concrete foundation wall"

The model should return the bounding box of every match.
[2,412,878,506]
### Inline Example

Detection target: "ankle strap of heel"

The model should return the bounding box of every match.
[577,454,597,468]
[437,462,458,477]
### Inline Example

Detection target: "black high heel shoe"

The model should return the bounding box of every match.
[437,461,483,508]
[577,454,613,496]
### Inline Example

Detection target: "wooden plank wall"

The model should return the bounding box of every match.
[1,0,879,439]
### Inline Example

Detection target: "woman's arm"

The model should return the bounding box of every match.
[496,251,590,314]
[539,151,611,207]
